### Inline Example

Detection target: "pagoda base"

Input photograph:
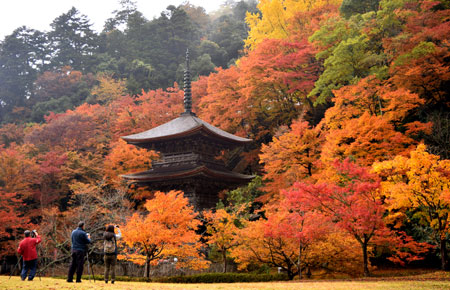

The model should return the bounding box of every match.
[134,176,245,210]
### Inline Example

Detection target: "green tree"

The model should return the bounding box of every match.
[103,0,138,32]
[209,1,258,65]
[309,15,387,105]
[340,0,380,18]
[197,40,227,68]
[0,27,47,123]
[48,7,99,72]
[125,60,153,95]
[130,5,201,89]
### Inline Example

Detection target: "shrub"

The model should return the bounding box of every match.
[155,272,290,283]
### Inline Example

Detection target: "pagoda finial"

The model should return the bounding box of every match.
[182,49,195,116]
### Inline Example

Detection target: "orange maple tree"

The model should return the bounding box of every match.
[113,86,184,137]
[238,38,320,141]
[259,118,323,197]
[320,77,431,166]
[230,203,363,279]
[103,139,158,185]
[120,190,209,278]
[197,66,249,137]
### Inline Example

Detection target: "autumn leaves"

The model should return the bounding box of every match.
[119,191,209,278]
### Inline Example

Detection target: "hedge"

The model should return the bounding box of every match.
[155,272,290,283]
[55,272,289,283]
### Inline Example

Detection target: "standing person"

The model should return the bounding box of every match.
[17,230,41,281]
[103,225,122,284]
[67,221,91,283]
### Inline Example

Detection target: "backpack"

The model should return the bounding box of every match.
[104,236,116,254]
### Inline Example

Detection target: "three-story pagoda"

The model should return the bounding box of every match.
[121,50,254,209]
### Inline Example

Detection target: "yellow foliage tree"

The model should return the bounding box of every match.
[90,73,128,104]
[245,0,342,50]
[204,208,241,273]
[305,231,366,276]
[373,144,450,270]
[120,191,209,278]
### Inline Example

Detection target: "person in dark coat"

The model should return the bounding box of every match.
[67,221,91,283]
[103,224,122,284]
[17,230,41,281]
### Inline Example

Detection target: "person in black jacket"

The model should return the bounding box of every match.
[67,221,91,283]
[103,224,122,284]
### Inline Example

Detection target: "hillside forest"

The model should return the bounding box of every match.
[0,0,449,279]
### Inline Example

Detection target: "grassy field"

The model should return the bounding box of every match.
[1,272,450,290]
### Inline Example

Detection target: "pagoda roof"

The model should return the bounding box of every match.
[122,164,254,184]
[121,113,251,145]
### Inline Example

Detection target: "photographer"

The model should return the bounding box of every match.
[17,230,41,281]
[103,224,122,284]
[67,221,91,283]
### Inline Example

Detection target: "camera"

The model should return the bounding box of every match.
[30,230,37,238]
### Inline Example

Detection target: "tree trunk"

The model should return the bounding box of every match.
[223,251,227,273]
[298,242,302,279]
[287,267,294,280]
[144,257,150,279]
[440,238,448,270]
[362,242,370,277]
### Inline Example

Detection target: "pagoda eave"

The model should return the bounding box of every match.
[123,126,249,147]
[121,114,252,147]
[121,165,254,184]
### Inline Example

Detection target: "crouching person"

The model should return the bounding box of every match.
[104,225,122,284]
[17,230,41,281]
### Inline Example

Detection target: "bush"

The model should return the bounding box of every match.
[155,272,290,283]
[54,272,289,283]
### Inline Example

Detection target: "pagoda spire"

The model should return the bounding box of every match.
[182,49,195,116]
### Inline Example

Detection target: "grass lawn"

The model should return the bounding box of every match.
[1,272,449,290]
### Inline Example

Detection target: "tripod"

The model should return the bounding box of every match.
[8,256,21,280]
[86,250,95,282]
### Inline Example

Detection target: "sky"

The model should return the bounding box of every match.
[0,0,226,40]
